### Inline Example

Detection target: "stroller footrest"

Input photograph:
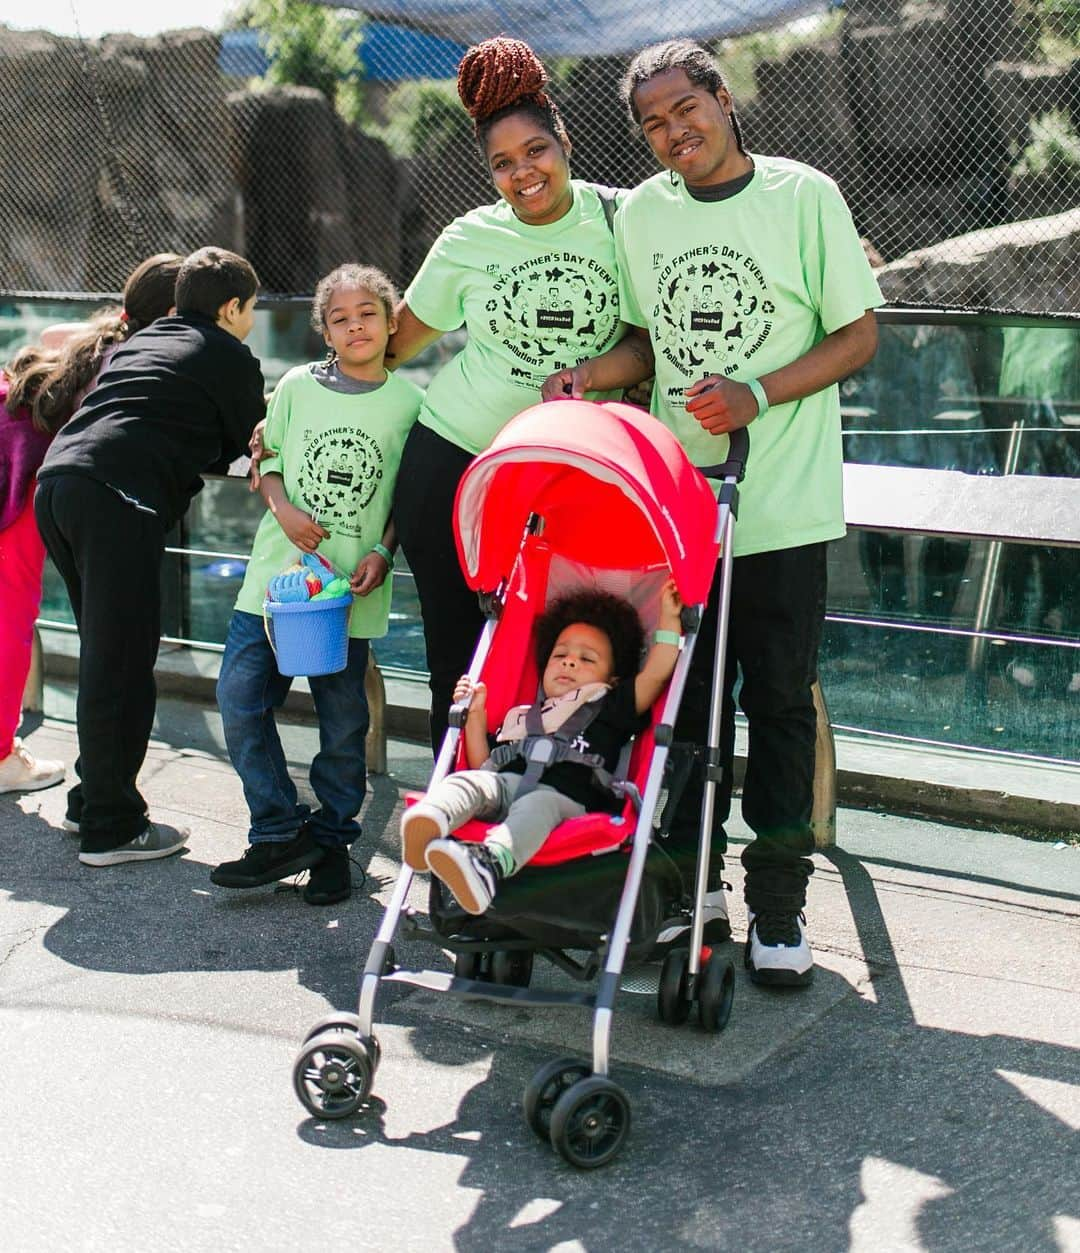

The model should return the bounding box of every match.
[383,967,597,1009]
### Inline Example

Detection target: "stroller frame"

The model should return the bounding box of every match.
[293,410,748,1169]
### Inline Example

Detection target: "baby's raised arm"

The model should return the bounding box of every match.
[634,579,683,714]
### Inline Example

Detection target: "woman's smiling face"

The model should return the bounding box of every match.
[484,112,574,226]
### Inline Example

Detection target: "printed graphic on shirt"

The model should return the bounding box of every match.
[650,244,775,401]
[295,425,384,537]
[485,251,620,387]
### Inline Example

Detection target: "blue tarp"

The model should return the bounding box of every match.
[323,0,827,57]
[220,23,467,82]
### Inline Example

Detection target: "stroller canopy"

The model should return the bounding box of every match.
[455,401,720,605]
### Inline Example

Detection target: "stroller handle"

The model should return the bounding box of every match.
[697,425,749,483]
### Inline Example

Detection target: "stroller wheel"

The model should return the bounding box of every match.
[698,956,735,1032]
[292,1031,375,1120]
[491,950,533,987]
[549,1076,631,1169]
[523,1057,591,1141]
[453,950,485,980]
[302,1012,362,1044]
[657,949,692,1025]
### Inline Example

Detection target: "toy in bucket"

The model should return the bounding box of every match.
[264,551,353,677]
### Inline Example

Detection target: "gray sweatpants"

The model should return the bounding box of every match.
[422,769,586,872]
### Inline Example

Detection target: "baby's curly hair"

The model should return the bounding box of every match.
[533,589,645,683]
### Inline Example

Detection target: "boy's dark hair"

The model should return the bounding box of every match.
[311,263,400,336]
[621,39,746,154]
[457,37,570,162]
[534,589,645,683]
[175,247,259,319]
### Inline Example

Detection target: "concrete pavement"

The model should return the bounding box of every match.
[1,685,1078,1251]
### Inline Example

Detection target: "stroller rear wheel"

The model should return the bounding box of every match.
[453,950,486,980]
[523,1057,591,1140]
[698,955,735,1032]
[292,1031,376,1120]
[549,1076,631,1169]
[490,950,533,987]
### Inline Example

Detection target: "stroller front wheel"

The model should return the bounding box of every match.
[523,1057,591,1141]
[292,1031,376,1120]
[549,1076,631,1169]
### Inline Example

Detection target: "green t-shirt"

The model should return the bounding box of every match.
[616,155,883,556]
[235,364,422,638]
[404,180,625,455]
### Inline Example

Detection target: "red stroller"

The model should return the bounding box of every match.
[292,400,748,1168]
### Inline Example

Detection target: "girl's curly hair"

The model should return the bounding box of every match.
[533,589,645,683]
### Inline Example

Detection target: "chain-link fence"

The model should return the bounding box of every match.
[1,0,1078,311]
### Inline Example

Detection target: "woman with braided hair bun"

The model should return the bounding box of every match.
[389,37,653,754]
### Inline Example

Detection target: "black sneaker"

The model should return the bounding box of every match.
[651,889,732,957]
[210,829,325,888]
[303,846,352,906]
[745,909,814,986]
[424,839,504,915]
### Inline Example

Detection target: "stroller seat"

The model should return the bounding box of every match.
[403,790,633,866]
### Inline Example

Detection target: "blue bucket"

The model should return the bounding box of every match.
[264,593,352,676]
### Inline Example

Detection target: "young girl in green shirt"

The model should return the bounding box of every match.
[212,264,422,906]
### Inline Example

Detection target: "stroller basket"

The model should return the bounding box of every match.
[292,402,748,1169]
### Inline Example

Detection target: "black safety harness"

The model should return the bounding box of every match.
[483,693,642,812]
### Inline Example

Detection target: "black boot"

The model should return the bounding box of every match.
[303,845,353,906]
[211,829,324,888]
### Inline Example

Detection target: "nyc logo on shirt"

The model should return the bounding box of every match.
[649,245,776,387]
[483,251,620,387]
[297,426,384,537]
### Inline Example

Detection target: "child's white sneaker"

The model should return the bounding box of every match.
[400,802,449,870]
[0,739,65,794]
[425,838,503,915]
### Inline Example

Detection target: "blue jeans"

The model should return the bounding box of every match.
[217,610,369,847]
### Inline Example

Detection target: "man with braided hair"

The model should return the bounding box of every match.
[388,38,636,754]
[543,39,882,986]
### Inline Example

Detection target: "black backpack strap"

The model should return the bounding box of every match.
[591,183,620,234]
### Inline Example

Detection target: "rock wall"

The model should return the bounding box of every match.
[0,15,1076,307]
[876,208,1080,313]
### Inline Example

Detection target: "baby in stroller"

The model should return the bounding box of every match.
[401,580,684,914]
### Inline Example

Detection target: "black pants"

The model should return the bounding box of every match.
[393,423,486,755]
[34,475,163,852]
[668,541,827,913]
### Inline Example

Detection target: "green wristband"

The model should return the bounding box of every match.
[654,629,682,647]
[372,542,394,568]
[747,377,769,418]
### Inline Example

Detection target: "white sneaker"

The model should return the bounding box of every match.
[425,838,502,915]
[400,802,449,870]
[745,910,814,986]
[652,889,732,956]
[0,740,65,794]
[79,822,189,867]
